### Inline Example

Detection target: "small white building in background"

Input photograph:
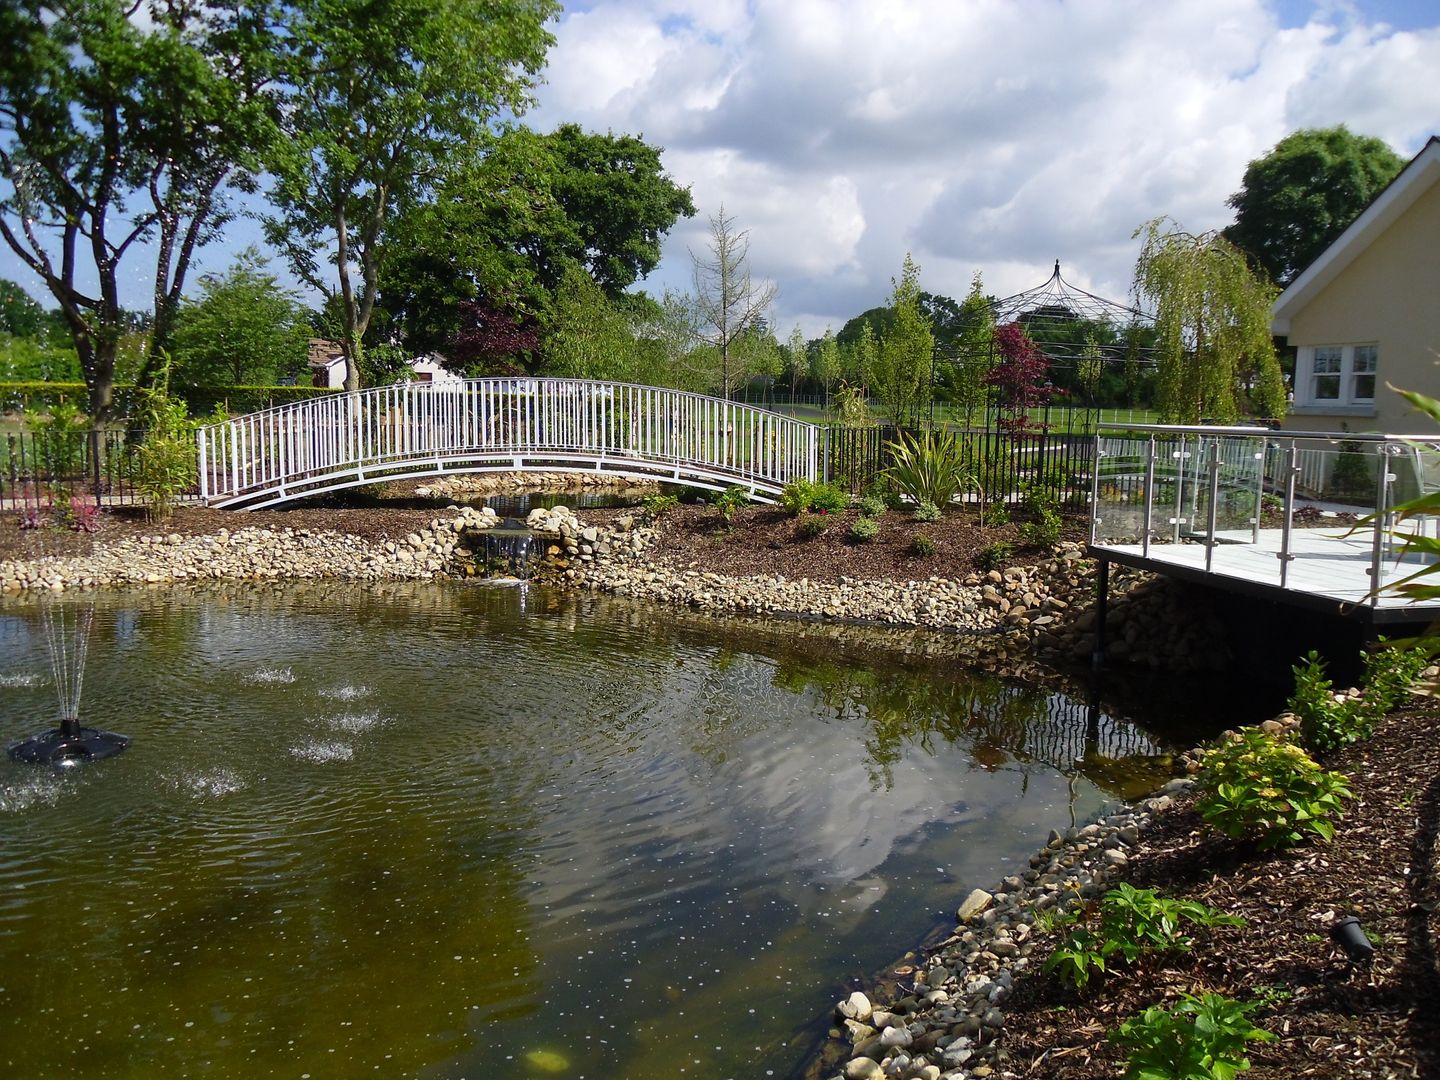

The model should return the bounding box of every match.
[307,340,462,388]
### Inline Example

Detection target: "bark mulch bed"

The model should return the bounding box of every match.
[999,697,1440,1079]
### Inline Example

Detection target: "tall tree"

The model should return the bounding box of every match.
[1133,218,1285,423]
[543,266,649,383]
[265,0,558,392]
[812,327,841,407]
[1225,126,1405,286]
[0,0,276,425]
[867,253,933,428]
[171,248,313,387]
[378,124,692,359]
[942,271,996,430]
[784,324,808,398]
[0,278,44,338]
[690,205,777,399]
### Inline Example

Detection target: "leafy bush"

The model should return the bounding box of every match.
[796,514,829,539]
[912,498,940,522]
[780,478,817,517]
[780,478,848,516]
[910,533,937,557]
[811,482,849,513]
[1112,993,1274,1080]
[1018,481,1063,545]
[55,495,101,533]
[1290,650,1365,755]
[126,383,199,522]
[1195,730,1352,849]
[882,428,978,510]
[639,492,680,522]
[1361,639,1429,715]
[856,493,887,518]
[1290,643,1429,756]
[848,516,879,543]
[981,502,1010,528]
[1044,885,1243,990]
[976,541,1014,571]
[712,485,748,524]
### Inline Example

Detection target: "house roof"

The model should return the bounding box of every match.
[1272,136,1440,335]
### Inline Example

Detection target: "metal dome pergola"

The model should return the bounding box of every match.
[937,260,1157,431]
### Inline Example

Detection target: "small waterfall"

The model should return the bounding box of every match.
[475,518,538,580]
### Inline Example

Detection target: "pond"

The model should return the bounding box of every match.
[1,583,1224,1079]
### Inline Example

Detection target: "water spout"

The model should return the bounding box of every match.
[6,601,129,766]
[475,518,538,580]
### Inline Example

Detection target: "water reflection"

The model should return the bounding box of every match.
[0,583,1206,1079]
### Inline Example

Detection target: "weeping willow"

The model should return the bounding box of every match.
[1132,218,1286,424]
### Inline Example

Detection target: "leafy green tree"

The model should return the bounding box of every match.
[691,205,778,398]
[0,278,43,338]
[0,0,277,425]
[783,325,809,398]
[1225,126,1405,286]
[543,266,650,383]
[1132,218,1285,423]
[845,322,879,391]
[264,0,558,392]
[0,335,81,381]
[378,124,693,360]
[171,249,313,387]
[942,271,996,429]
[868,253,933,428]
[812,328,841,406]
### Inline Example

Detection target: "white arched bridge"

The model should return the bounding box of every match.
[197,378,822,509]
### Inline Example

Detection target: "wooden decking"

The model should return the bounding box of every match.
[1090,526,1440,626]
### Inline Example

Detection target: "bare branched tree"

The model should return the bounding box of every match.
[690,205,777,398]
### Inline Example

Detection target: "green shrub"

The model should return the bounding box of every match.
[810,482,849,513]
[981,503,1010,528]
[126,384,199,522]
[912,498,940,522]
[780,479,848,516]
[1289,650,1364,755]
[848,516,879,543]
[712,485,748,524]
[856,493,887,518]
[910,533,936,557]
[1019,507,1062,546]
[976,541,1014,571]
[1112,993,1274,1080]
[796,514,829,539]
[780,478,816,517]
[882,428,979,510]
[639,492,680,522]
[1044,885,1243,990]
[1361,639,1429,715]
[1195,730,1352,849]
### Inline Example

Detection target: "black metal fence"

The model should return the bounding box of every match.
[820,424,1093,507]
[1,428,145,509]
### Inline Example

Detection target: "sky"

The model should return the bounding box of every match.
[4,0,1439,340]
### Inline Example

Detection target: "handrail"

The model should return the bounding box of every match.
[197,377,821,507]
[1097,422,1440,444]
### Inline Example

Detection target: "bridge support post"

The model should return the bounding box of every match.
[1092,558,1110,671]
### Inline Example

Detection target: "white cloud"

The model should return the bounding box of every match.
[530,0,1440,337]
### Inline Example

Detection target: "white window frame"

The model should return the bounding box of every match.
[1297,344,1378,408]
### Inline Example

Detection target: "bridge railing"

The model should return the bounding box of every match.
[198,378,820,505]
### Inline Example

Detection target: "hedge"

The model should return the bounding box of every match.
[0,382,341,418]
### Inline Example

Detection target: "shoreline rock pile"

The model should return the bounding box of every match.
[823,783,1192,1080]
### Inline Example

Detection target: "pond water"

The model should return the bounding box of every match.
[1,584,1210,1079]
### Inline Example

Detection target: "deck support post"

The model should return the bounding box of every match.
[1092,558,1111,671]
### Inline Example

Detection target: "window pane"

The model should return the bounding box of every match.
[1353,345,1377,373]
[1313,347,1342,374]
[1314,374,1341,400]
[1352,374,1375,400]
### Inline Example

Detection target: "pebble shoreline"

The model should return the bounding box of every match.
[0,503,1221,1080]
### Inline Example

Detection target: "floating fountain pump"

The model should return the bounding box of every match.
[6,603,128,767]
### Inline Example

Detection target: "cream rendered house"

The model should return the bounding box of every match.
[1273,136,1440,434]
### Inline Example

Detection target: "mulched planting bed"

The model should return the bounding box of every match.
[999,698,1440,1079]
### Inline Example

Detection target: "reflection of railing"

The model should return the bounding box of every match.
[1090,424,1440,605]
[197,379,820,508]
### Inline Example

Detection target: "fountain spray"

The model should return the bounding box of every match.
[7,600,129,766]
